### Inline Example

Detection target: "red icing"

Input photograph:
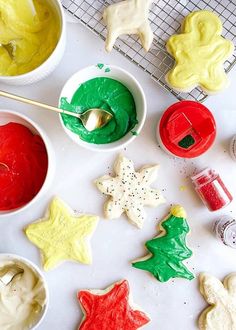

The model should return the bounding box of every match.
[78,280,150,330]
[192,169,233,211]
[0,122,48,211]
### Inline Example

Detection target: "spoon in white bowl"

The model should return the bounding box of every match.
[0,90,113,132]
[0,265,24,287]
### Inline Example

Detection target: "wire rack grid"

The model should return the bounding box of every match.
[62,0,236,102]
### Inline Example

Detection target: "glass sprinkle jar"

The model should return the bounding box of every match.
[214,215,236,248]
[191,168,233,211]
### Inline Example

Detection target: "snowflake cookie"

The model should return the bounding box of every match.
[103,0,153,52]
[199,273,236,330]
[166,10,234,94]
[77,280,150,330]
[25,197,99,271]
[95,155,165,228]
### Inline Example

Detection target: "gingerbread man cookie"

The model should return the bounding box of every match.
[95,154,165,228]
[103,0,153,52]
[166,10,234,94]
[77,280,150,330]
[199,273,236,330]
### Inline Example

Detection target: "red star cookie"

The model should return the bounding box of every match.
[77,280,150,330]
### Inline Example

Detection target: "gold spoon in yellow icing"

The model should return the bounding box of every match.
[0,90,113,132]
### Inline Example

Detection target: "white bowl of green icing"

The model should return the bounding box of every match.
[58,64,146,151]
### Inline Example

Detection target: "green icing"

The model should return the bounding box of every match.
[60,77,138,144]
[105,68,111,73]
[132,210,194,282]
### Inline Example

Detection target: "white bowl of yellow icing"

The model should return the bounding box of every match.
[0,0,66,85]
[0,254,49,330]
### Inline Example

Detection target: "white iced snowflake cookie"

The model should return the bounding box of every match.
[95,155,165,228]
[103,0,153,52]
[199,273,236,330]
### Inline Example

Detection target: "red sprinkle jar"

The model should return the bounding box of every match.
[191,168,233,211]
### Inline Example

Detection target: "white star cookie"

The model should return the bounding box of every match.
[95,155,165,228]
[103,0,153,52]
[199,273,236,330]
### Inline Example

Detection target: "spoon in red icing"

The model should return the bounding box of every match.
[0,162,9,172]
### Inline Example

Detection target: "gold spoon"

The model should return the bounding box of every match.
[0,90,113,132]
[0,162,9,172]
[0,265,24,286]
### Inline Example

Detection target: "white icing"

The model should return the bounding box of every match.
[0,260,46,330]
[199,273,236,330]
[103,0,153,52]
[95,154,165,228]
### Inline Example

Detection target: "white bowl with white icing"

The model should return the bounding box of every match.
[0,254,49,330]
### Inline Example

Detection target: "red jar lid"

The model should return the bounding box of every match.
[159,101,216,158]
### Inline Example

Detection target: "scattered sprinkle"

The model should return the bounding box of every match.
[97,63,104,69]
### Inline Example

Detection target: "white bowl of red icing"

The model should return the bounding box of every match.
[0,110,54,217]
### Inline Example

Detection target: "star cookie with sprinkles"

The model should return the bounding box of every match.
[95,154,165,228]
[77,279,150,330]
[25,197,99,271]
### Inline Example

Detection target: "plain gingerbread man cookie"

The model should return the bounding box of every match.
[103,0,153,52]
[95,154,165,228]
[199,273,236,330]
[166,10,234,94]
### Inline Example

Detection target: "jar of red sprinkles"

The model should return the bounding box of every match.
[191,168,233,211]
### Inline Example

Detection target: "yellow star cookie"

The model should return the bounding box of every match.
[199,273,236,330]
[166,10,234,94]
[103,0,153,52]
[25,197,99,271]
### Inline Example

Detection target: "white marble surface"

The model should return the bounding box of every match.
[1,13,236,330]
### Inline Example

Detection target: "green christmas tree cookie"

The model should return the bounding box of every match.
[132,205,194,282]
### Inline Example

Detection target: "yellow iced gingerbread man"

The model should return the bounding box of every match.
[166,10,234,94]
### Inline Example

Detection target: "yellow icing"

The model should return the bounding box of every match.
[166,10,234,93]
[0,0,60,76]
[25,197,99,271]
[171,205,186,219]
